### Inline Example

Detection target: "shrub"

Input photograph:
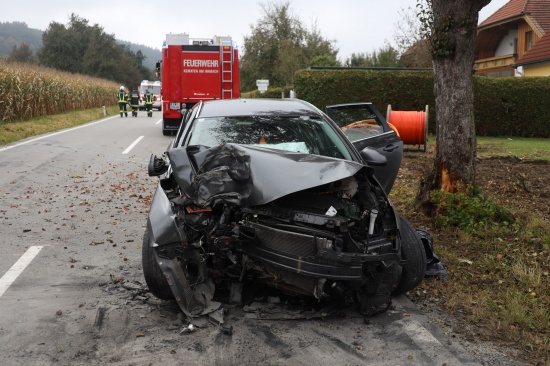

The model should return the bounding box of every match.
[431,185,518,233]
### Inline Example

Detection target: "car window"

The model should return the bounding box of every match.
[327,105,385,142]
[186,116,353,160]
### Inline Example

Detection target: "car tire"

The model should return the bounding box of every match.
[392,216,427,295]
[142,224,174,300]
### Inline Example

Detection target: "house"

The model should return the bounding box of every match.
[475,0,550,76]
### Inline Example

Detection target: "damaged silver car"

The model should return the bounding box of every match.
[143,98,439,318]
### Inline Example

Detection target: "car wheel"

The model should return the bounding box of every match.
[142,224,174,299]
[392,216,427,295]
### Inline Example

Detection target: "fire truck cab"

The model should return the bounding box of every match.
[158,33,240,135]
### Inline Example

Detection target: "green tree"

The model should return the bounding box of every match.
[418,0,491,201]
[81,25,151,86]
[7,42,35,64]
[303,22,341,67]
[38,21,80,72]
[38,14,152,88]
[344,45,401,67]
[310,54,340,67]
[240,1,338,91]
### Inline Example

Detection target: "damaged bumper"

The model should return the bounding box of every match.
[145,144,420,317]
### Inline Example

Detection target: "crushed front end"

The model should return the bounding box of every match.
[145,144,403,317]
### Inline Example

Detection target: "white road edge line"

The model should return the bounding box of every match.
[0,246,44,298]
[155,118,162,125]
[0,115,119,153]
[393,297,464,365]
[123,136,144,155]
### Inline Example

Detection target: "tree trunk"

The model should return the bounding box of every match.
[420,0,491,203]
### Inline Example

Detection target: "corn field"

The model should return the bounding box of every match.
[0,59,120,123]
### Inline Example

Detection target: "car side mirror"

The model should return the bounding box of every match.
[360,147,387,166]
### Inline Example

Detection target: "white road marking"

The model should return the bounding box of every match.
[0,246,44,298]
[122,136,144,154]
[393,297,465,365]
[0,116,119,153]
[155,118,162,125]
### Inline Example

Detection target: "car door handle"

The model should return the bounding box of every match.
[383,144,399,152]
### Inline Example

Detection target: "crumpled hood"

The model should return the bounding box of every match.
[166,143,372,207]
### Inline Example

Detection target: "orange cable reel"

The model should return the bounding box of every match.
[386,104,429,151]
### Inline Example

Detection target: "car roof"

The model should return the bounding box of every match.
[197,98,324,118]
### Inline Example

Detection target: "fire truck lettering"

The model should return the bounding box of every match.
[183,59,219,67]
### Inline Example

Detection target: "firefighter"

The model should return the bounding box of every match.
[129,88,140,117]
[144,89,153,117]
[117,86,128,117]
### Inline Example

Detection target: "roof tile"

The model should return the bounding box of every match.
[479,0,527,27]
[515,30,550,65]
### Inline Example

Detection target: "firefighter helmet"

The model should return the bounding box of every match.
[120,86,124,91]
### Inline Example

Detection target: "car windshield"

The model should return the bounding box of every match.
[186,115,353,160]
[140,85,161,94]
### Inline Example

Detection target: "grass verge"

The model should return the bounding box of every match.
[477,136,550,161]
[392,138,550,365]
[0,105,119,146]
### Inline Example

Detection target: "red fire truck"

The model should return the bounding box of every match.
[157,33,240,135]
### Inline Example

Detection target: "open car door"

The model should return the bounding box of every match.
[326,103,403,194]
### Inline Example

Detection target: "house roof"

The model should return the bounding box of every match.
[479,0,550,32]
[478,0,550,67]
[515,31,550,66]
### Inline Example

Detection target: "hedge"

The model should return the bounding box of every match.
[291,69,550,138]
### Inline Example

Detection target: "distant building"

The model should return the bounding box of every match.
[475,0,550,77]
[400,40,432,69]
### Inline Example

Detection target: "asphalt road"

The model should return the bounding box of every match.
[0,111,522,366]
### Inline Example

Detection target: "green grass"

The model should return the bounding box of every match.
[0,105,119,146]
[395,136,550,364]
[477,136,550,161]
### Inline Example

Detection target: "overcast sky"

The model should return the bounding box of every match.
[2,0,509,61]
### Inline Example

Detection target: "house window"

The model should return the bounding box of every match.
[525,31,533,51]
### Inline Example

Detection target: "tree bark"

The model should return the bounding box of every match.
[420,0,491,202]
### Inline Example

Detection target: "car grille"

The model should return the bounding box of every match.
[245,221,317,257]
